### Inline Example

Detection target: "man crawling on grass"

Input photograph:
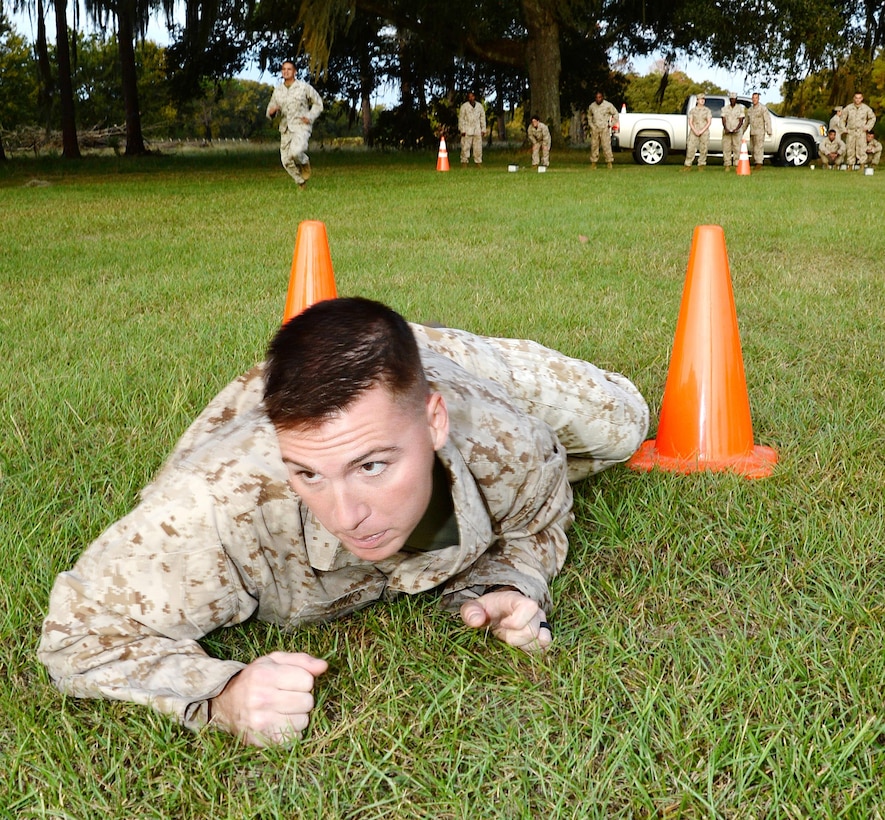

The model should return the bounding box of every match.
[39,297,648,747]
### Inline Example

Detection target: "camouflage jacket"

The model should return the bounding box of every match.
[687,105,712,135]
[721,103,746,134]
[744,103,772,136]
[819,136,845,158]
[841,103,875,133]
[266,80,323,133]
[587,100,619,131]
[527,122,551,146]
[39,325,648,729]
[458,101,486,136]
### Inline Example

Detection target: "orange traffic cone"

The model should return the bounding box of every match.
[436,136,450,172]
[736,137,751,175]
[628,225,777,478]
[282,220,338,324]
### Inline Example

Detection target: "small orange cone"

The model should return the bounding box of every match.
[628,225,777,478]
[436,136,450,172]
[736,137,751,175]
[282,220,337,324]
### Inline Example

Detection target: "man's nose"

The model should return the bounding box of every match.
[330,483,370,531]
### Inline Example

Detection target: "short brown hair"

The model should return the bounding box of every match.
[264,297,428,429]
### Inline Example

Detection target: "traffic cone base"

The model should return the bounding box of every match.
[736,138,751,175]
[437,137,450,172]
[627,224,777,479]
[628,439,777,479]
[283,220,337,324]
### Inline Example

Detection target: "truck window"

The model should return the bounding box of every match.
[706,100,723,118]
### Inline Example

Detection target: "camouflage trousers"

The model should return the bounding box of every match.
[748,132,766,165]
[845,130,867,167]
[684,131,709,166]
[721,132,742,167]
[280,125,312,183]
[588,126,613,163]
[461,134,483,164]
[410,324,650,482]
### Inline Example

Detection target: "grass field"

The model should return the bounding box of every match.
[2,143,885,818]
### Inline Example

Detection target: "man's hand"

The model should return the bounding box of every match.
[460,589,552,653]
[209,651,328,747]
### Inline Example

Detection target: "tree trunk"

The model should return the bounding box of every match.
[522,0,562,146]
[117,3,149,156]
[54,0,81,158]
[359,45,373,143]
[398,33,413,110]
[495,78,507,141]
[35,0,54,137]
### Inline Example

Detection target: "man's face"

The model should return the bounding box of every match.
[868,132,875,142]
[468,92,476,104]
[281,62,295,82]
[854,93,864,105]
[729,96,737,104]
[277,385,449,562]
[752,93,760,105]
[595,93,604,104]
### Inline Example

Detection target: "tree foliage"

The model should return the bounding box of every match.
[622,68,726,114]
[0,15,40,129]
[3,0,883,153]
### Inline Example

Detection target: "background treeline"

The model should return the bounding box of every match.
[1,0,884,159]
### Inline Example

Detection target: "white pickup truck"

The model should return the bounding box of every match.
[616,94,827,167]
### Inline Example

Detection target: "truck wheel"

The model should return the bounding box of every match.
[778,137,815,167]
[633,136,669,165]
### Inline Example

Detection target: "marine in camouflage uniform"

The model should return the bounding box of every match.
[587,92,619,168]
[744,93,772,168]
[866,132,882,167]
[39,300,649,739]
[818,130,846,169]
[683,95,712,169]
[721,93,746,170]
[458,92,487,166]
[828,108,845,140]
[266,61,324,187]
[527,116,551,167]
[841,93,876,168]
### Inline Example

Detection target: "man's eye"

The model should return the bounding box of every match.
[360,461,386,477]
[292,469,321,485]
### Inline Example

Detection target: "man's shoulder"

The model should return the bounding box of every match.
[144,366,287,502]
[413,330,559,459]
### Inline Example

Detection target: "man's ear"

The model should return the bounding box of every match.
[425,392,449,451]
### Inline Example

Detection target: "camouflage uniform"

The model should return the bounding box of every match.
[744,101,772,166]
[721,101,746,168]
[818,134,846,168]
[267,80,323,184]
[684,103,712,167]
[866,135,882,167]
[458,100,487,165]
[841,102,876,167]
[587,99,619,165]
[828,110,845,140]
[39,324,649,730]
[527,121,551,167]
